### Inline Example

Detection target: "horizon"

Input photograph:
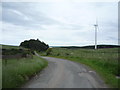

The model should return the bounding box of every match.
[1,43,119,47]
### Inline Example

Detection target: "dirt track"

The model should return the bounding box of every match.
[22,56,107,88]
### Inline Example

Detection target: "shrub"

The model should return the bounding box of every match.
[46,48,52,56]
[20,39,49,52]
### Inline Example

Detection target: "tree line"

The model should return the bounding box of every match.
[20,39,49,52]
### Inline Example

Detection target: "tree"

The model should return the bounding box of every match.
[20,39,49,52]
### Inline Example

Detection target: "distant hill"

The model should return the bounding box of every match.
[1,44,24,49]
[53,45,120,49]
[80,45,120,49]
[1,44,33,59]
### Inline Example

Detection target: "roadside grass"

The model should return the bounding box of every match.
[1,44,24,49]
[2,55,48,88]
[41,47,119,88]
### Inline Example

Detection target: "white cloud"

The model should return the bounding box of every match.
[10,9,24,16]
[1,2,118,46]
[9,9,32,21]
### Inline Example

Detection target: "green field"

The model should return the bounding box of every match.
[42,47,119,88]
[1,44,23,49]
[2,55,48,88]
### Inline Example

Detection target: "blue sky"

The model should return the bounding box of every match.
[0,1,118,46]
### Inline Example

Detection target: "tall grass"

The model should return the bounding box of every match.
[2,56,48,88]
[43,48,119,87]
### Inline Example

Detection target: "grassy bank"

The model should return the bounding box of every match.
[1,44,24,49]
[41,47,119,88]
[2,55,48,88]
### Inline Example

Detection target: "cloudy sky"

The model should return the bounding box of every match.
[0,1,118,46]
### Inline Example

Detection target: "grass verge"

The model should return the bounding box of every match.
[49,55,118,88]
[2,55,48,88]
[41,47,119,88]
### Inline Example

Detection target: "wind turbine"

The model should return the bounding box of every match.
[94,20,98,50]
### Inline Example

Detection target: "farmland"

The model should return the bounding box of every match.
[1,44,24,50]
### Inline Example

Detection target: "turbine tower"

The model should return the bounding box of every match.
[94,20,98,50]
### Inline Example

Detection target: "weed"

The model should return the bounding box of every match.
[2,56,48,88]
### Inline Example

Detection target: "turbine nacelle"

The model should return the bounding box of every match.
[94,24,98,27]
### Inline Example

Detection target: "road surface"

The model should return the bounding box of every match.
[22,56,107,88]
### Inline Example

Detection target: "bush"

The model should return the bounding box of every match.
[20,39,49,52]
[46,48,52,56]
[2,48,33,59]
[57,53,60,56]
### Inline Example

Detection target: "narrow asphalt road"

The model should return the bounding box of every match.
[22,56,107,88]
